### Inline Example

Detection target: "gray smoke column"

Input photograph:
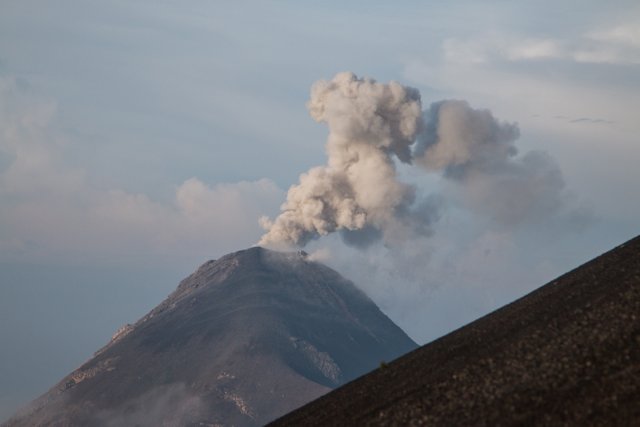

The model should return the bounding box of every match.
[259,72,424,248]
[260,73,575,249]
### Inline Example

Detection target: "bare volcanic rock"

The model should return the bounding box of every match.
[4,247,417,427]
[272,235,640,426]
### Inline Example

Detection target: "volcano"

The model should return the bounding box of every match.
[4,247,417,426]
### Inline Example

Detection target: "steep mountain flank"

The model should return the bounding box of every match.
[6,247,417,427]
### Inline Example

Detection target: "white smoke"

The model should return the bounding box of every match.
[259,72,581,249]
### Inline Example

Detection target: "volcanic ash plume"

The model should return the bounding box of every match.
[260,73,575,249]
[414,100,520,174]
[415,100,568,226]
[259,72,424,248]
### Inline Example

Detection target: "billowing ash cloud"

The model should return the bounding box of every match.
[415,100,568,226]
[259,72,428,248]
[414,100,519,174]
[259,72,575,248]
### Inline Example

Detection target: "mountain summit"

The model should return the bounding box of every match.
[5,247,417,426]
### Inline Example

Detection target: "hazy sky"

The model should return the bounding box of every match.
[1,1,639,420]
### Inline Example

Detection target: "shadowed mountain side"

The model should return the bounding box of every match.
[272,235,640,426]
[4,247,417,427]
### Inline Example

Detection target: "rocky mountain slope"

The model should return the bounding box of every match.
[4,247,417,426]
[272,235,640,426]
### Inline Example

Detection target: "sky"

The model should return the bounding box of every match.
[1,0,639,420]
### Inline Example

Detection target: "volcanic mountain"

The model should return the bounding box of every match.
[272,235,640,426]
[4,247,417,427]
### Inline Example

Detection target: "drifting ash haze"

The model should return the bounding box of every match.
[260,72,573,249]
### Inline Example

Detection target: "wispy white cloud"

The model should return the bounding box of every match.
[444,36,564,64]
[588,24,640,47]
[405,29,640,133]
[443,23,640,65]
[504,39,564,61]
[573,24,640,64]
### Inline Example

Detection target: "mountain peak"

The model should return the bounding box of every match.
[149,247,312,318]
[6,247,416,427]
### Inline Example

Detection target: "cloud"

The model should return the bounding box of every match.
[443,25,640,65]
[0,74,284,266]
[444,36,564,64]
[588,24,640,47]
[0,75,85,197]
[504,39,565,61]
[403,26,640,152]
[0,176,283,265]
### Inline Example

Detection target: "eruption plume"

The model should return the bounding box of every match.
[259,72,425,248]
[259,72,572,248]
[415,100,567,226]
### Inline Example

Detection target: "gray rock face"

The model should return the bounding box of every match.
[4,247,417,427]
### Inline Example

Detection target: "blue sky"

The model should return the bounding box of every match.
[1,0,639,420]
